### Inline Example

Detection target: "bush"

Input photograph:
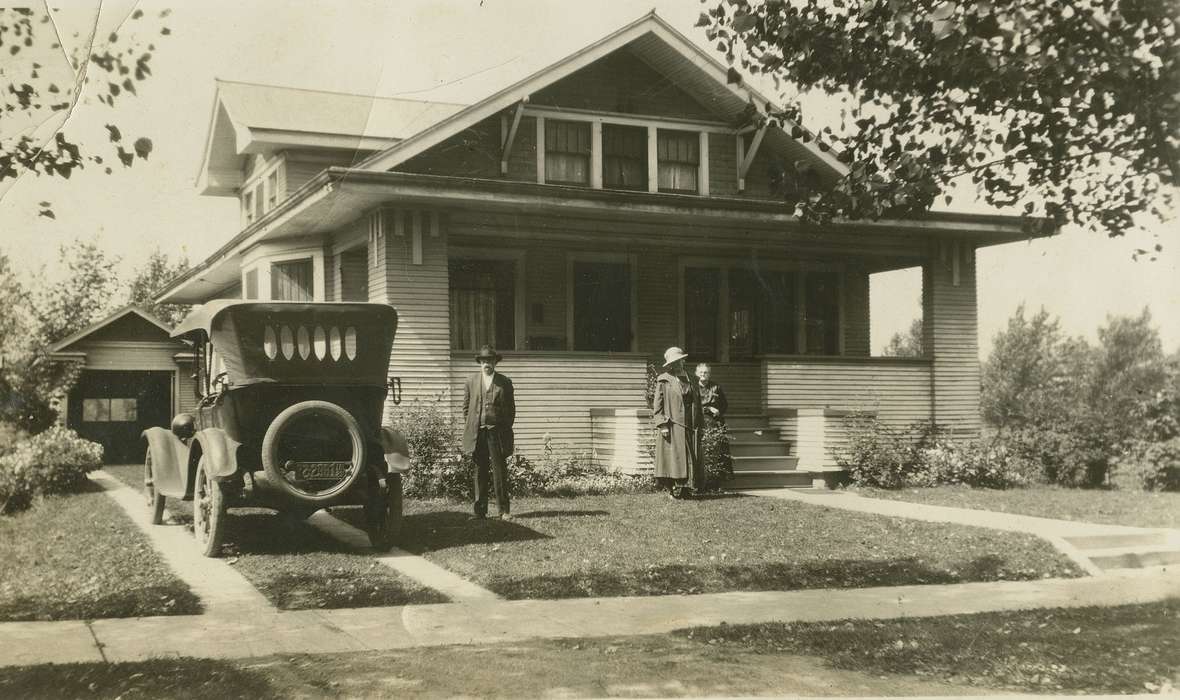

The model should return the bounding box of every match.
[834,414,934,488]
[917,436,1033,489]
[0,426,104,514]
[0,422,29,458]
[1111,438,1180,492]
[392,398,471,500]
[510,436,651,497]
[700,423,733,491]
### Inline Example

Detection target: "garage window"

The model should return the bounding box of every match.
[82,398,138,422]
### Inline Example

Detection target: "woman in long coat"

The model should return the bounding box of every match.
[652,346,703,497]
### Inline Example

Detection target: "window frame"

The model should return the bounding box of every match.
[269,257,315,302]
[565,252,638,353]
[656,128,701,194]
[447,248,526,352]
[544,119,592,186]
[601,123,647,191]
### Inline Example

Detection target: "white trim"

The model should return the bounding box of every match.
[566,251,638,352]
[242,243,325,301]
[48,306,175,353]
[646,125,658,194]
[698,131,710,197]
[523,105,731,133]
[590,120,603,189]
[738,124,768,191]
[448,247,528,350]
[355,13,848,178]
[535,116,546,184]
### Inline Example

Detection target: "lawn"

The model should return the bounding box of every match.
[684,598,1180,695]
[0,484,201,621]
[4,600,1175,697]
[859,484,1180,529]
[103,465,448,610]
[379,493,1083,600]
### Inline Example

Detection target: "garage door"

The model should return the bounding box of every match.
[67,370,173,464]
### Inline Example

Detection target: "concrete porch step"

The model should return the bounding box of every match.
[724,469,813,489]
[1087,548,1180,571]
[729,439,793,457]
[1064,531,1172,550]
[725,414,771,430]
[731,455,801,472]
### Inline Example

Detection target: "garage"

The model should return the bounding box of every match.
[49,307,197,465]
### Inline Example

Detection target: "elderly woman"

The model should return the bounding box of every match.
[652,346,703,498]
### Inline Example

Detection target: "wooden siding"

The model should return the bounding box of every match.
[72,342,185,372]
[708,132,738,197]
[926,242,981,436]
[323,247,337,302]
[763,358,932,423]
[843,267,870,356]
[339,248,368,301]
[531,49,717,121]
[705,362,762,413]
[506,116,539,183]
[448,353,648,458]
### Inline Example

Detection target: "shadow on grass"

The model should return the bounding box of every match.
[514,509,610,519]
[488,554,1030,600]
[400,510,550,552]
[0,584,203,622]
[0,658,279,699]
[222,512,343,555]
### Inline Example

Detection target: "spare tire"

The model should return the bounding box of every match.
[261,400,366,503]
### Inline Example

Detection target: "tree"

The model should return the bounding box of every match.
[35,239,121,345]
[1,7,170,217]
[881,317,923,356]
[698,0,1178,252]
[1089,308,1167,435]
[126,249,190,327]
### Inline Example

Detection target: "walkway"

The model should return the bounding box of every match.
[1,568,1176,667]
[748,488,1180,576]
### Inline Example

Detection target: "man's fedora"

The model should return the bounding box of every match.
[474,345,503,363]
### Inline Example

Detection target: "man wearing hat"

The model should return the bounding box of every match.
[462,345,516,519]
[652,346,703,497]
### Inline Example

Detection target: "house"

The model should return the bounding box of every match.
[156,12,1050,486]
[49,307,195,463]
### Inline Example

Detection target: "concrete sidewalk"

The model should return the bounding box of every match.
[1,567,1176,667]
[748,488,1180,576]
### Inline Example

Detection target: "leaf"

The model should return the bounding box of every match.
[727,67,742,85]
[105,124,122,142]
[117,146,134,167]
[133,137,153,160]
[38,208,55,219]
[732,13,758,33]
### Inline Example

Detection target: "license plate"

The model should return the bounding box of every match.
[288,461,350,480]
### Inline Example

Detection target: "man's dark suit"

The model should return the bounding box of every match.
[462,371,515,517]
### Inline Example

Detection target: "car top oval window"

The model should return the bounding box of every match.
[280,325,295,360]
[313,326,327,360]
[329,326,342,361]
[263,326,278,360]
[344,327,358,361]
[296,326,311,360]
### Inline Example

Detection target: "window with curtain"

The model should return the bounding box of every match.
[271,259,313,301]
[657,129,699,193]
[602,124,647,190]
[545,120,591,185]
[804,271,841,355]
[449,259,516,351]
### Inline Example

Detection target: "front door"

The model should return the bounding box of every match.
[68,370,173,464]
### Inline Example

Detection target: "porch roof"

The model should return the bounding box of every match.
[157,168,1053,304]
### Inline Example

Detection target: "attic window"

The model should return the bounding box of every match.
[602,124,646,191]
[657,129,699,194]
[545,120,591,185]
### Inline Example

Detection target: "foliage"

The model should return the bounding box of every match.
[698,0,1178,248]
[392,398,471,501]
[0,426,103,514]
[700,423,734,490]
[511,436,652,497]
[881,317,923,357]
[1111,437,1180,491]
[0,422,28,458]
[981,306,1085,427]
[834,413,1027,488]
[126,249,191,327]
[1,7,170,216]
[35,239,121,344]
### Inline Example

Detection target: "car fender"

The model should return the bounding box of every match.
[142,427,190,499]
[379,426,411,473]
[193,428,242,482]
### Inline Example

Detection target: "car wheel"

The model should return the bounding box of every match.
[260,400,366,503]
[365,472,403,551]
[144,451,166,525]
[193,457,228,558]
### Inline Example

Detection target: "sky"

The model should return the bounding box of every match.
[1,0,1177,356]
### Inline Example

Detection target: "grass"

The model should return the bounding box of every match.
[0,483,201,621]
[682,598,1180,695]
[859,484,1180,529]
[104,464,448,610]
[360,493,1084,600]
[5,600,1176,697]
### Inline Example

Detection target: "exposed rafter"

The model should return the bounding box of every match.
[500,97,529,175]
[738,123,768,192]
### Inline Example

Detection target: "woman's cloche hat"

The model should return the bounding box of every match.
[474,345,503,363]
[662,346,688,367]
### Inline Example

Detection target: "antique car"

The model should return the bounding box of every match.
[142,301,410,557]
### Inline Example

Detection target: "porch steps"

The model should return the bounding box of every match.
[722,413,812,490]
[1062,531,1180,571]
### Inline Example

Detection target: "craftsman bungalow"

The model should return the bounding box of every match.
[157,12,1049,487]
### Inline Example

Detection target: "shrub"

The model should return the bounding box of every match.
[833,413,934,488]
[0,426,104,514]
[1111,438,1180,492]
[392,398,471,500]
[917,436,1032,489]
[0,421,29,458]
[700,423,733,491]
[511,435,651,497]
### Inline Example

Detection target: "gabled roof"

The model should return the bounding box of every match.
[197,80,468,195]
[48,306,177,353]
[357,11,848,178]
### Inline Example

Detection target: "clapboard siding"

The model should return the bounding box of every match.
[708,132,738,197]
[843,267,870,356]
[284,158,326,194]
[323,248,337,302]
[926,242,981,436]
[763,359,933,425]
[339,248,368,301]
[635,248,677,357]
[77,342,185,372]
[448,354,647,457]
[705,362,762,413]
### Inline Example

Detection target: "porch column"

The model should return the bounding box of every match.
[923,240,981,438]
[371,208,453,421]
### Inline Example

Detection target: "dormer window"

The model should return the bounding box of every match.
[266,171,278,211]
[657,129,699,194]
[545,120,591,185]
[602,124,646,191]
